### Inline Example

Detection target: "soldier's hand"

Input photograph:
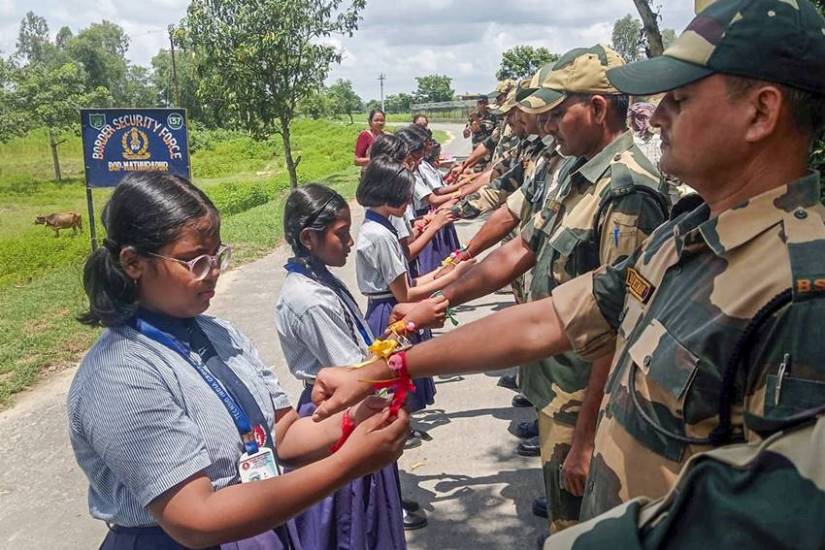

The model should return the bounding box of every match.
[561,441,593,497]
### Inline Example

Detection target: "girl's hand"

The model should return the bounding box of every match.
[350,395,392,426]
[433,263,455,279]
[433,208,455,229]
[312,366,378,421]
[337,409,410,478]
[389,302,417,325]
[402,294,449,329]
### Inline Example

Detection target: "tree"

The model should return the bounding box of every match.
[632,0,665,57]
[298,87,333,119]
[384,93,413,114]
[327,79,362,123]
[122,65,157,107]
[496,45,559,81]
[661,28,677,51]
[612,15,643,62]
[414,74,454,103]
[13,61,111,179]
[0,58,26,141]
[55,26,73,50]
[15,12,50,64]
[151,46,222,125]
[185,0,366,189]
[66,21,131,103]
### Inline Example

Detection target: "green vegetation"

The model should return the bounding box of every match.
[0,119,362,405]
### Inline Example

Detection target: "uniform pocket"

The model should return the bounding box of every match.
[628,318,699,405]
[621,318,700,462]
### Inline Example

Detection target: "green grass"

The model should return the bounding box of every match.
[0,118,366,405]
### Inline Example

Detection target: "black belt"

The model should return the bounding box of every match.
[107,524,167,535]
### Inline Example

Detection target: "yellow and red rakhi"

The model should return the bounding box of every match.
[349,321,417,415]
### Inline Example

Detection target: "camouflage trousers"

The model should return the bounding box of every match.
[538,408,582,533]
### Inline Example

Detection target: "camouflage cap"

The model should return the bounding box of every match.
[607,0,825,96]
[492,80,532,114]
[518,44,625,114]
[487,79,516,99]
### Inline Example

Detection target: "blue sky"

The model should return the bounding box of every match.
[0,0,696,101]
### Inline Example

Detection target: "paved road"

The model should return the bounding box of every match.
[0,124,548,549]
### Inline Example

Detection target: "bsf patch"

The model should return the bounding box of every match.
[626,268,655,304]
[795,277,825,295]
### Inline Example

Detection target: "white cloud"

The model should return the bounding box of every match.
[0,0,695,100]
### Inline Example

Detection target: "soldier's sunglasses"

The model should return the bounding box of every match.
[147,245,232,281]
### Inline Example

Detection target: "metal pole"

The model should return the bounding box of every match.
[168,25,181,107]
[85,186,98,251]
[378,73,385,112]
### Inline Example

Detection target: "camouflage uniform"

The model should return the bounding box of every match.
[522,131,667,531]
[545,404,825,550]
[506,136,563,305]
[467,109,498,172]
[454,135,545,222]
[549,0,825,521]
[552,171,825,519]
[516,45,670,533]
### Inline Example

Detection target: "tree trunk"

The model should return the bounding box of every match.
[632,0,665,58]
[48,127,62,181]
[280,118,299,189]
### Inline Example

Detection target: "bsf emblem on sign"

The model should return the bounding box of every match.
[89,113,106,130]
[167,113,183,130]
[121,127,151,160]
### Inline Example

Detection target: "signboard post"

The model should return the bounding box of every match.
[80,108,191,250]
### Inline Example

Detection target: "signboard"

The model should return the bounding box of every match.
[80,108,190,187]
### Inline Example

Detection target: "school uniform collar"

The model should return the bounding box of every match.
[573,130,635,185]
[676,171,822,258]
[135,307,193,344]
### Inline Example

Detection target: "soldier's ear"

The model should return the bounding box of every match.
[590,95,609,126]
[744,85,783,144]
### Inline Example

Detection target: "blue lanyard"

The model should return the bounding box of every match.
[128,317,260,454]
[284,260,373,346]
[365,209,398,239]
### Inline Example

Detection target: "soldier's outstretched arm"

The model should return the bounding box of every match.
[441,233,536,307]
[462,204,520,261]
[312,295,572,420]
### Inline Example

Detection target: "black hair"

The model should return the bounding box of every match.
[427,143,442,164]
[357,156,415,208]
[396,127,426,156]
[283,183,348,257]
[370,133,409,163]
[368,109,385,124]
[78,173,219,327]
[569,93,630,131]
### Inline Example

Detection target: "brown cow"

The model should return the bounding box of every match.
[34,212,82,237]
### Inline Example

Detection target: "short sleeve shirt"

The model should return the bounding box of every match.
[276,272,373,380]
[550,172,825,519]
[67,316,290,527]
[355,215,408,294]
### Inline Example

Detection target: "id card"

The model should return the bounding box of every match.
[238,447,279,483]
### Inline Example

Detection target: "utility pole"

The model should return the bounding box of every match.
[378,73,386,112]
[168,25,181,107]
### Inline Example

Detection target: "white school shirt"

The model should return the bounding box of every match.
[355,215,408,295]
[276,272,372,381]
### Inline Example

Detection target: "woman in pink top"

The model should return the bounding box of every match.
[354,109,386,167]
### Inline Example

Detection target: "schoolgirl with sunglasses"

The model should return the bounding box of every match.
[68,173,408,550]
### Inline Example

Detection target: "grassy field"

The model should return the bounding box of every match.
[0,119,366,405]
